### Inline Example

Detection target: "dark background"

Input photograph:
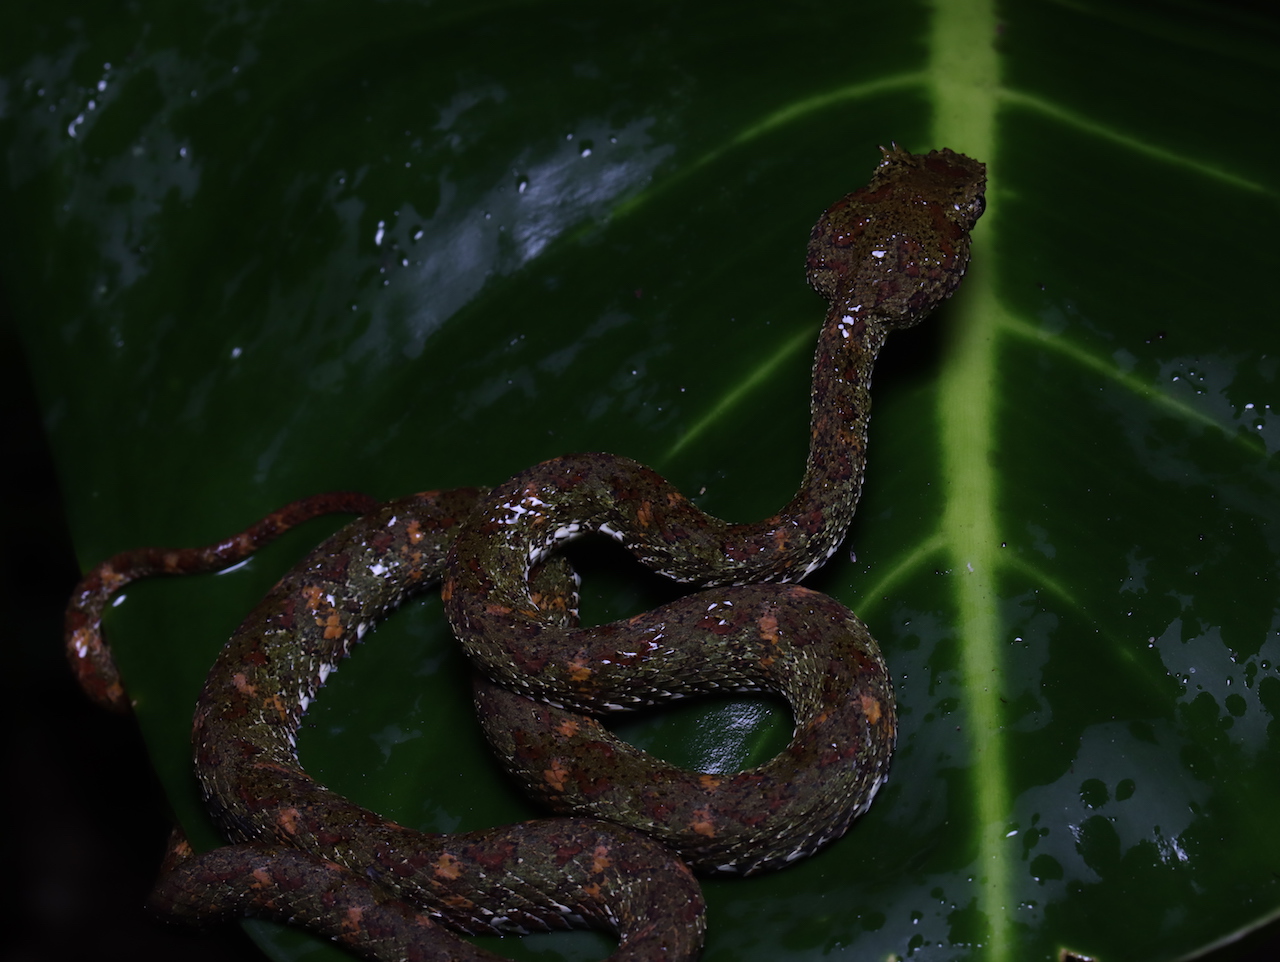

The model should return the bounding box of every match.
[1,294,259,962]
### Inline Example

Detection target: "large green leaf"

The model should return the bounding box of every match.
[3,1,1278,960]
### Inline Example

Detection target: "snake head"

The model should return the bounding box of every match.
[805,146,987,329]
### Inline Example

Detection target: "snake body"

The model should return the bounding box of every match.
[68,147,986,961]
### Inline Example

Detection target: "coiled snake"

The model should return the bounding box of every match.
[66,146,986,961]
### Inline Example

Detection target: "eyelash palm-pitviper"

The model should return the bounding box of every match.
[66,145,986,961]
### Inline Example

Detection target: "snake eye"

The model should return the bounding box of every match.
[952,191,985,230]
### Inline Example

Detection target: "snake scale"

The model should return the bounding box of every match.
[66,146,986,961]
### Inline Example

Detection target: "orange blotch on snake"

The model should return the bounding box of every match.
[860,693,883,725]
[231,672,257,696]
[320,610,344,640]
[99,566,128,593]
[758,613,780,644]
[264,692,289,721]
[340,906,366,937]
[277,807,301,836]
[301,583,324,610]
[532,589,571,613]
[590,846,612,873]
[689,811,717,838]
[544,759,570,792]
[434,853,463,880]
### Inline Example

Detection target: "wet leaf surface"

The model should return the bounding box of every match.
[3,2,1279,960]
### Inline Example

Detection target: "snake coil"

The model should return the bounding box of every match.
[67,146,986,962]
